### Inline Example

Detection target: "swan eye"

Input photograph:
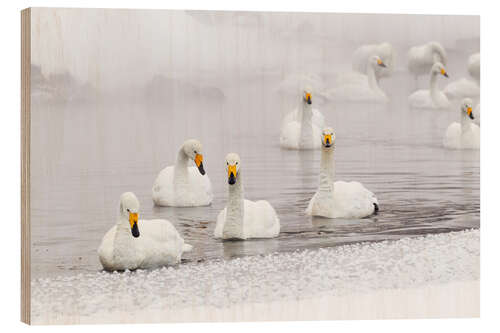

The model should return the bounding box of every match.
[194,150,197,154]
[227,162,229,165]
[235,162,238,165]
[126,208,130,212]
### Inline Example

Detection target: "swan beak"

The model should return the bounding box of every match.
[467,107,474,120]
[228,165,237,185]
[323,134,332,147]
[195,154,205,175]
[377,59,386,67]
[441,68,449,78]
[305,93,312,105]
[129,212,140,238]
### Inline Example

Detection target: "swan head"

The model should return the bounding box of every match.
[321,127,336,149]
[225,153,241,185]
[431,62,448,78]
[119,192,140,238]
[182,139,206,175]
[369,55,387,68]
[461,98,474,120]
[302,88,312,105]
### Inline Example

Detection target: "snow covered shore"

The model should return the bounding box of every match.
[32,229,479,324]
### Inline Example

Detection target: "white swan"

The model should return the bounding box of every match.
[352,42,394,80]
[152,139,213,207]
[468,53,480,83]
[98,192,193,271]
[444,53,480,101]
[306,128,379,219]
[328,55,389,103]
[408,41,447,80]
[214,153,280,240]
[443,98,480,150]
[408,62,450,109]
[280,89,323,150]
[282,90,325,129]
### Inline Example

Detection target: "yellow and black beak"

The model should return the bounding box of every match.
[195,154,205,175]
[305,93,312,105]
[228,164,237,185]
[323,134,332,148]
[441,68,449,78]
[129,212,140,238]
[377,59,387,68]
[467,107,474,120]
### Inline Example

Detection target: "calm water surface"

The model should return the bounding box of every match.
[30,67,480,278]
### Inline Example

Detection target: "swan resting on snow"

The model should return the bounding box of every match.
[408,41,447,80]
[352,42,394,80]
[306,128,379,219]
[408,62,450,109]
[152,139,213,207]
[214,153,280,240]
[98,192,193,271]
[328,55,389,103]
[280,89,323,150]
[443,98,480,150]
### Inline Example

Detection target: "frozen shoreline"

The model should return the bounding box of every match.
[32,229,479,324]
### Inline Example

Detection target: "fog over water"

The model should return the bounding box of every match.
[30,8,479,278]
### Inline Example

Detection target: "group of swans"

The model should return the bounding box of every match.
[100,126,380,270]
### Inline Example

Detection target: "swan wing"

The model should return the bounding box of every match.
[444,78,480,100]
[243,199,280,238]
[332,181,378,218]
[280,121,301,149]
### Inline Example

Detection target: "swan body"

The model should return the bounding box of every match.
[306,128,379,219]
[280,90,323,150]
[152,139,213,207]
[409,62,450,109]
[468,53,480,82]
[282,107,325,129]
[443,78,480,100]
[98,192,192,271]
[328,55,389,103]
[214,153,280,240]
[352,42,394,80]
[408,41,447,78]
[443,98,480,150]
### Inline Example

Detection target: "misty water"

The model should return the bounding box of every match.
[29,10,479,279]
[30,62,479,279]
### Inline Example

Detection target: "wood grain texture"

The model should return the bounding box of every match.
[21,7,31,325]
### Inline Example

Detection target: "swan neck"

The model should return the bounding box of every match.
[112,216,136,264]
[430,73,439,99]
[299,102,314,147]
[367,63,379,91]
[461,112,473,131]
[174,147,189,181]
[224,171,245,238]
[319,147,335,192]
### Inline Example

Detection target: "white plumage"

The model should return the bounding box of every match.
[328,55,389,103]
[468,53,480,83]
[352,42,394,80]
[443,98,480,150]
[408,62,450,109]
[98,192,192,271]
[306,128,379,219]
[408,41,447,79]
[214,153,280,240]
[280,89,324,150]
[152,139,213,207]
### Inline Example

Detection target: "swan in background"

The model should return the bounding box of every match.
[408,62,450,109]
[98,192,193,271]
[282,89,325,129]
[444,52,480,101]
[352,42,394,81]
[408,41,447,83]
[152,139,213,206]
[443,98,480,150]
[306,128,379,219]
[280,89,323,149]
[468,53,480,83]
[214,153,280,240]
[327,55,389,103]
